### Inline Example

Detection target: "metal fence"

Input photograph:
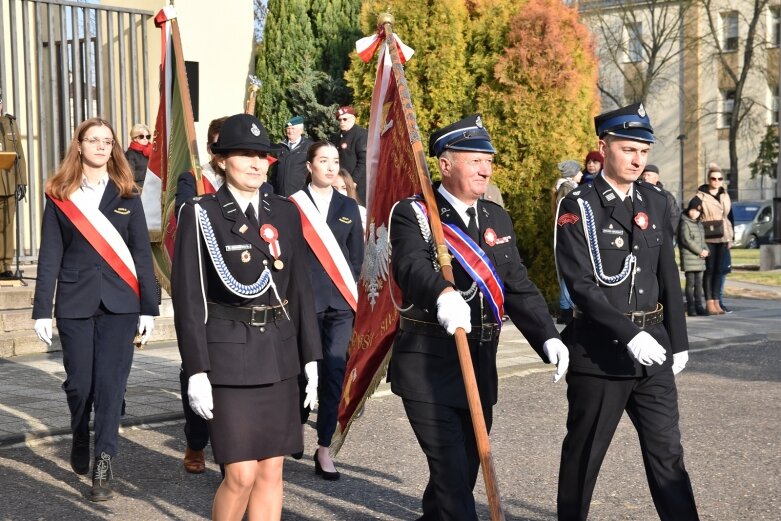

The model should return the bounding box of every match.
[0,0,153,260]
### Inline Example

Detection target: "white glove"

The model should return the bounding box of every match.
[137,315,155,345]
[672,351,689,375]
[34,318,53,346]
[188,372,213,420]
[303,361,318,409]
[626,331,667,366]
[543,338,570,383]
[436,290,472,335]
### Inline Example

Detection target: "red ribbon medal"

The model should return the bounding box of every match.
[260,224,283,269]
[634,212,649,230]
[483,228,497,247]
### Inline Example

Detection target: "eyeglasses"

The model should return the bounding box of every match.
[82,137,114,147]
[338,117,351,122]
[710,177,723,181]
[134,134,152,140]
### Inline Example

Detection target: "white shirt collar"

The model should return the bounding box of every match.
[600,172,634,201]
[437,184,478,227]
[226,184,260,216]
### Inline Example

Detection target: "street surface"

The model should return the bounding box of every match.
[0,339,778,520]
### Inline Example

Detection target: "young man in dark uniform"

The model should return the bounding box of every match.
[389,115,569,521]
[555,103,699,520]
[330,106,367,202]
[0,89,27,278]
[268,115,313,196]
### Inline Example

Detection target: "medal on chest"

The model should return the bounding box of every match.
[260,224,284,270]
[634,212,649,230]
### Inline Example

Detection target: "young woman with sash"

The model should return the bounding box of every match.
[172,114,321,520]
[31,118,159,502]
[289,141,364,480]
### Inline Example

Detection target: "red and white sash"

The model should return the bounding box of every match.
[48,190,140,297]
[289,190,358,311]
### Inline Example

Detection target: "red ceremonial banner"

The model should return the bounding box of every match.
[331,39,421,454]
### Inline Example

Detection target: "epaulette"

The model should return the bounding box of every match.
[185,193,216,205]
[635,180,666,198]
[566,183,594,200]
[480,198,504,209]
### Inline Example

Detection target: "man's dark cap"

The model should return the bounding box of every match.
[210,114,281,154]
[429,114,497,157]
[594,102,655,143]
[643,164,659,174]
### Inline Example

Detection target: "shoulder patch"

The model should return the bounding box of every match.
[557,213,580,226]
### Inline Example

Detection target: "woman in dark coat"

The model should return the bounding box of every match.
[171,114,321,520]
[124,123,151,187]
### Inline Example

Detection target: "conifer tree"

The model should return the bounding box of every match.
[473,0,600,300]
[255,0,317,139]
[345,0,474,154]
[310,0,362,105]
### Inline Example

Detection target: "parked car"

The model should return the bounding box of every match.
[731,200,774,249]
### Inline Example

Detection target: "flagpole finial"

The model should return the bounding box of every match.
[377,13,394,28]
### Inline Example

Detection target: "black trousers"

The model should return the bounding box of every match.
[684,271,704,309]
[300,307,353,447]
[703,242,726,299]
[57,310,137,457]
[179,367,210,451]
[403,398,493,521]
[557,370,699,521]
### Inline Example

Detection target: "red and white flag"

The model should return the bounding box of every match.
[331,30,419,453]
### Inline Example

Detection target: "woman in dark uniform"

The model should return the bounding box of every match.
[171,114,321,520]
[290,141,364,480]
[32,118,158,502]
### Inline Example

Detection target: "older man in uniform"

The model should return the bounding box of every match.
[269,115,312,197]
[331,106,367,202]
[390,115,569,521]
[555,103,699,520]
[0,88,27,278]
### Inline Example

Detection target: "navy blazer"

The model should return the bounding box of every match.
[32,181,159,319]
[302,187,364,313]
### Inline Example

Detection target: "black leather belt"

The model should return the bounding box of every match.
[399,316,499,342]
[573,303,664,328]
[207,301,288,327]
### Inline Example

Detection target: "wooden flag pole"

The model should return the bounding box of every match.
[380,14,506,521]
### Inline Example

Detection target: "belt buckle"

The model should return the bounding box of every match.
[249,306,268,327]
[630,310,647,328]
[480,324,494,342]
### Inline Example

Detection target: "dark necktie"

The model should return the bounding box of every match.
[466,207,479,243]
[624,195,634,217]
[245,204,259,228]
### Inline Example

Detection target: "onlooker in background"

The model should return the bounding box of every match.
[719,209,734,313]
[580,150,603,185]
[554,160,582,324]
[32,118,158,501]
[642,164,681,240]
[331,106,368,203]
[678,197,709,317]
[125,123,152,188]
[696,163,732,315]
[335,168,366,233]
[0,88,27,279]
[268,115,312,197]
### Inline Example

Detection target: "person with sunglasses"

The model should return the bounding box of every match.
[330,106,368,203]
[695,163,733,315]
[125,123,152,188]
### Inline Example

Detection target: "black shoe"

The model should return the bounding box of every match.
[70,434,90,475]
[90,452,114,502]
[720,304,732,314]
[291,451,304,460]
[0,270,14,279]
[313,449,340,481]
[696,306,709,316]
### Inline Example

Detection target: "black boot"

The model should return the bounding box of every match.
[70,433,90,475]
[90,452,114,502]
[686,302,697,317]
[696,303,709,316]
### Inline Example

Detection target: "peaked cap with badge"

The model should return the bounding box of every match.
[428,114,497,157]
[594,102,655,143]
[210,113,281,155]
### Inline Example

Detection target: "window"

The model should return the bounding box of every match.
[722,90,736,127]
[771,6,780,47]
[626,22,643,62]
[722,11,739,51]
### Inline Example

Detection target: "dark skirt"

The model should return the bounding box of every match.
[209,376,302,464]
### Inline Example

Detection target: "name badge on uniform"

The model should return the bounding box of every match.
[226,243,251,252]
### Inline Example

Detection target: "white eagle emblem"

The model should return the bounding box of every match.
[360,221,391,308]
